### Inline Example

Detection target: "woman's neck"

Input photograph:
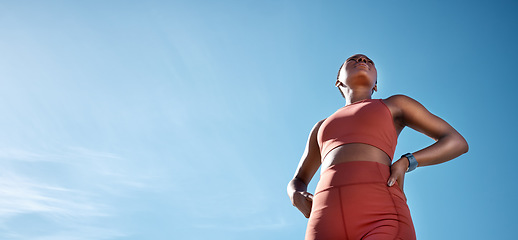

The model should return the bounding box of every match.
[345,90,372,105]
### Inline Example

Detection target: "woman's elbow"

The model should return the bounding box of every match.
[444,132,469,156]
[457,134,469,154]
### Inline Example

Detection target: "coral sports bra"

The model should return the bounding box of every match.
[317,99,398,161]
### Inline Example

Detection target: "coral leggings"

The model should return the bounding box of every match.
[306,161,416,240]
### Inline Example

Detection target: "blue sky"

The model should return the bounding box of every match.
[0,1,517,239]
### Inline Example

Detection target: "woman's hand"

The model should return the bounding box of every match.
[290,190,313,218]
[387,157,409,191]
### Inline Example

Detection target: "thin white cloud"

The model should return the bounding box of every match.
[0,148,52,162]
[65,147,122,160]
[0,171,108,219]
[0,146,160,239]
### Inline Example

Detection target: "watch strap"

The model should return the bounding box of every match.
[403,153,418,173]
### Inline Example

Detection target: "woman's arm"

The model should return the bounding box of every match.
[287,120,324,218]
[386,95,469,187]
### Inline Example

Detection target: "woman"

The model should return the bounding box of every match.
[287,54,468,240]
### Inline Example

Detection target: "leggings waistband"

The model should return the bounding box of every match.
[316,161,391,195]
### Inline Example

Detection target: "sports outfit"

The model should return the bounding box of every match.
[305,99,416,240]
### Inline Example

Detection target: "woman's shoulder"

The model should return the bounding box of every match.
[383,94,417,103]
[383,94,433,118]
[382,94,424,107]
[314,118,326,129]
[382,95,426,118]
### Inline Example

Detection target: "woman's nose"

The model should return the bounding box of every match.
[357,57,368,63]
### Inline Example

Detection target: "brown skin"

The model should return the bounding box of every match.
[287,54,469,218]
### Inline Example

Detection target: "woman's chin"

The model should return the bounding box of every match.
[347,73,375,85]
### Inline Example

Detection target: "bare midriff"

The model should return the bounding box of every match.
[321,143,392,171]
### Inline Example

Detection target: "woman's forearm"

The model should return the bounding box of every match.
[413,132,469,167]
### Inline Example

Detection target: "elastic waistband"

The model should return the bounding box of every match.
[315,161,391,194]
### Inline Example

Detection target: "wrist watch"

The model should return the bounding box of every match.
[402,153,418,173]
